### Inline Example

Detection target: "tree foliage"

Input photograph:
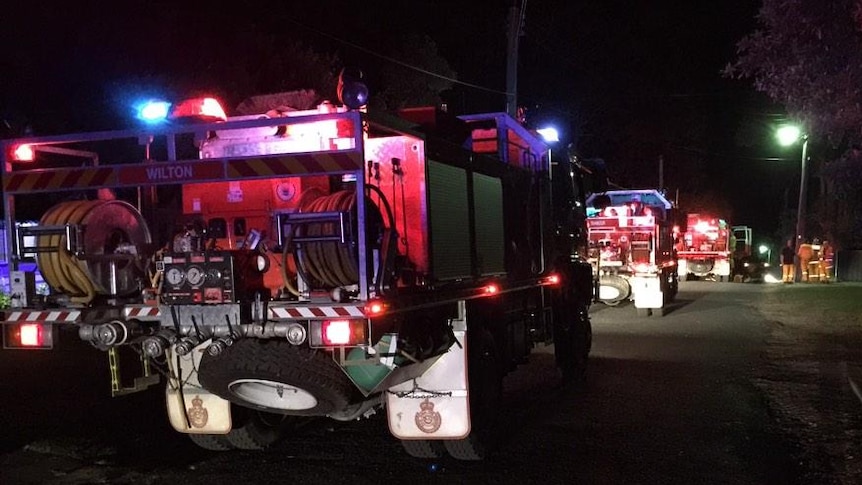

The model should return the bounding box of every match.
[725,0,862,146]
[726,0,862,248]
[370,33,456,112]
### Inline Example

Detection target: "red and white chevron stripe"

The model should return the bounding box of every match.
[124,306,161,319]
[4,310,82,323]
[269,305,365,320]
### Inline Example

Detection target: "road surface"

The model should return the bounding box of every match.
[1,281,859,484]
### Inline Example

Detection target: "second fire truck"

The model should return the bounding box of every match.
[585,189,680,317]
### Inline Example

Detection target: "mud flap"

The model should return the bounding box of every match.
[386,328,469,440]
[165,341,232,434]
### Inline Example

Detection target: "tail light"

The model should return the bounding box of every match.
[310,319,368,347]
[3,323,54,349]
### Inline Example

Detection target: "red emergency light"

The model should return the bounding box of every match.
[483,284,500,295]
[542,274,561,286]
[10,144,35,162]
[3,323,54,349]
[170,97,227,122]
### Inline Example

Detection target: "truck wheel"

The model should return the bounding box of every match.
[226,409,290,450]
[189,433,234,451]
[198,339,356,416]
[445,329,501,461]
[401,439,447,459]
[554,305,592,385]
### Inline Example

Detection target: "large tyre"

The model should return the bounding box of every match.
[226,409,291,450]
[189,433,234,451]
[444,330,502,461]
[554,304,592,385]
[198,339,356,416]
[401,439,447,459]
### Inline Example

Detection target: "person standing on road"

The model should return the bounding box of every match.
[797,240,814,282]
[819,240,834,283]
[781,239,796,283]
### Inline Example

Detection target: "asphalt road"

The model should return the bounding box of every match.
[0,281,854,484]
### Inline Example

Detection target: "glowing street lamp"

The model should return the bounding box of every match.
[776,124,809,246]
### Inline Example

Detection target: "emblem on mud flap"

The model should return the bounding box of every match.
[414,398,442,433]
[187,396,209,428]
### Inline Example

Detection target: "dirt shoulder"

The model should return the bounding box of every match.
[751,282,862,484]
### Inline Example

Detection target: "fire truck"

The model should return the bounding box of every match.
[585,189,679,317]
[677,214,734,281]
[0,90,598,460]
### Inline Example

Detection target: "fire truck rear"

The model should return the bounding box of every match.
[585,189,679,317]
[677,214,734,281]
[0,92,596,460]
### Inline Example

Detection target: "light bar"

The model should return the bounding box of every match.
[12,144,35,162]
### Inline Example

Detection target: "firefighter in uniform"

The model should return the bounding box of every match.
[797,240,814,282]
[781,239,796,283]
[808,239,822,283]
[819,240,834,282]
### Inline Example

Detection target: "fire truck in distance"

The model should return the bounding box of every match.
[585,189,680,317]
[0,89,599,460]
[677,214,735,281]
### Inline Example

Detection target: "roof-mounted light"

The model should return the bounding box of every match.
[136,100,172,124]
[11,144,35,162]
[170,97,227,122]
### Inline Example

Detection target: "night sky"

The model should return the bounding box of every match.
[0,1,796,242]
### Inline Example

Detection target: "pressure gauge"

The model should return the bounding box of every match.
[186,266,205,287]
[206,268,222,286]
[165,267,185,286]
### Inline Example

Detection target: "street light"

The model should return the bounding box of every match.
[776,125,809,246]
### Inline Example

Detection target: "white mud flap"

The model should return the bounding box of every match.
[165,341,232,434]
[386,325,469,440]
[631,275,663,309]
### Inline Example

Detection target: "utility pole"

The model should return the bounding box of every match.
[658,154,664,191]
[506,0,527,117]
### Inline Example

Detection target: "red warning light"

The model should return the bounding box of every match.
[543,274,561,286]
[12,144,35,162]
[484,284,499,295]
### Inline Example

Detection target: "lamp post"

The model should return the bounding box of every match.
[776,125,809,246]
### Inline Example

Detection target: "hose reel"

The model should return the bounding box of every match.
[37,200,151,303]
[281,188,394,296]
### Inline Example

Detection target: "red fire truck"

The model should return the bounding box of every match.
[677,214,735,281]
[0,89,598,460]
[585,189,679,317]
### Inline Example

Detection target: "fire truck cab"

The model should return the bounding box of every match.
[585,189,679,317]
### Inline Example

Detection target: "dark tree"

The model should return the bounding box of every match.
[725,0,862,248]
